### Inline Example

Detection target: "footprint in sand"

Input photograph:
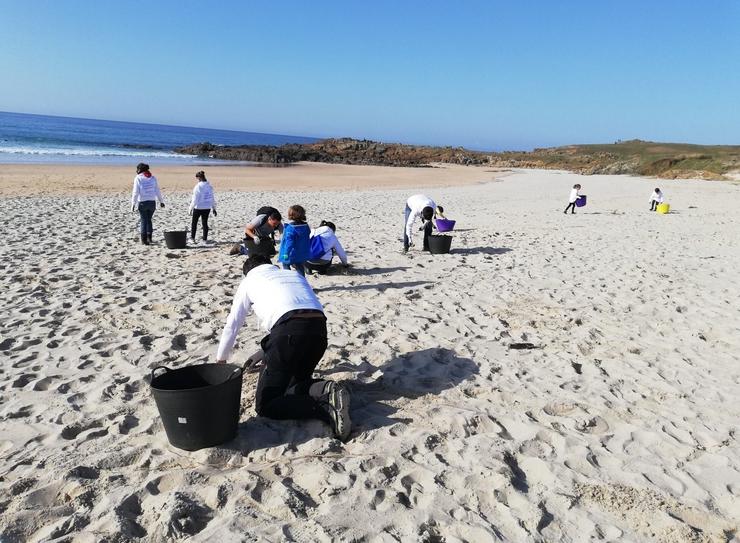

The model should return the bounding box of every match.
[60,419,104,440]
[543,402,577,416]
[578,416,610,434]
[12,373,38,388]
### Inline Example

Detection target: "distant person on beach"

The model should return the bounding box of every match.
[305,220,349,275]
[278,205,311,276]
[216,255,351,441]
[131,163,165,245]
[189,170,217,244]
[564,184,582,214]
[230,207,283,256]
[649,187,665,211]
[403,194,445,252]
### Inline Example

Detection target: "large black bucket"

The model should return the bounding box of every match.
[427,235,452,254]
[150,363,244,451]
[163,230,188,249]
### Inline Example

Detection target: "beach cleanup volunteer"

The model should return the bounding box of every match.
[130,163,165,245]
[403,194,444,252]
[215,255,351,441]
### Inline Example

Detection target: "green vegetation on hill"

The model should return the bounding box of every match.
[175,138,740,179]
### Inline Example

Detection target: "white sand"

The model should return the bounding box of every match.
[1,167,739,542]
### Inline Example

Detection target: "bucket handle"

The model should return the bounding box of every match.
[224,364,247,383]
[150,365,170,382]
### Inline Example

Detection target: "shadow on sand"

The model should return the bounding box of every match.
[316,280,433,293]
[449,246,512,256]
[229,348,478,452]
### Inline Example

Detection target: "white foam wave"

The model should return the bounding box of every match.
[0,145,193,158]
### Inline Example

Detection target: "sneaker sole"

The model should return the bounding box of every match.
[329,384,352,442]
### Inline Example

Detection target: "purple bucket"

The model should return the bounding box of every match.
[435,218,456,232]
[576,195,587,207]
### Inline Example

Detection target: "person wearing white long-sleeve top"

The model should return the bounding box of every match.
[130,162,165,245]
[188,170,217,243]
[649,187,664,211]
[563,184,582,214]
[305,221,349,275]
[403,194,445,252]
[215,255,351,441]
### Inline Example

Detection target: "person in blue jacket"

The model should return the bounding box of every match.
[278,205,311,277]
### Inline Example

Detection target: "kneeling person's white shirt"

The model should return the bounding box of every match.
[310,226,348,265]
[216,264,324,361]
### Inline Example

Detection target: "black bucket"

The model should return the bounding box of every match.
[427,235,452,254]
[163,230,188,249]
[150,363,244,451]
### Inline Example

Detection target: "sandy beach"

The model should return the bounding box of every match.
[1,164,739,542]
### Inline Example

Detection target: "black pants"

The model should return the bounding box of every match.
[254,317,331,423]
[191,209,210,240]
[650,201,658,211]
[305,259,332,274]
[564,202,576,213]
[422,221,433,251]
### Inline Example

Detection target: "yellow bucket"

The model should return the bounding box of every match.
[656,203,670,214]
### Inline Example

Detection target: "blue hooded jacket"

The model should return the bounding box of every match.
[278,222,311,264]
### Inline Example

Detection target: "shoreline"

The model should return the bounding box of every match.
[0,162,510,197]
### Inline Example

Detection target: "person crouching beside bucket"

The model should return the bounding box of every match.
[649,187,665,211]
[403,194,445,252]
[131,163,165,244]
[215,255,352,441]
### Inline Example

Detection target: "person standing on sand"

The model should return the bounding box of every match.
[403,194,445,252]
[649,187,665,211]
[216,254,351,441]
[131,163,165,245]
[564,184,582,214]
[278,205,311,276]
[188,170,217,244]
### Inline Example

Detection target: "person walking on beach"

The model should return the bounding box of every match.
[189,170,217,244]
[131,163,165,245]
[278,205,311,276]
[403,194,445,252]
[231,207,283,257]
[216,254,351,441]
[649,187,665,211]
[305,220,349,275]
[564,184,582,214]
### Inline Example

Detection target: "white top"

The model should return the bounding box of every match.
[131,173,164,206]
[310,226,348,264]
[189,181,216,211]
[568,188,580,203]
[649,190,664,203]
[405,194,436,240]
[216,264,324,361]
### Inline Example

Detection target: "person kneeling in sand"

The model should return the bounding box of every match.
[215,255,351,441]
[403,194,445,253]
[230,207,283,257]
[305,220,349,275]
[649,187,665,211]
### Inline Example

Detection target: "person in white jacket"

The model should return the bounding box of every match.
[305,221,349,274]
[563,184,582,214]
[403,194,445,252]
[649,187,665,211]
[216,255,351,441]
[189,171,217,243]
[131,163,165,245]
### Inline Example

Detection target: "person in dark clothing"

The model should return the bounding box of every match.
[215,255,351,441]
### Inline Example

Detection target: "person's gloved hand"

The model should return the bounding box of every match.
[213,210,217,217]
[253,236,261,245]
[160,202,165,209]
[189,210,192,216]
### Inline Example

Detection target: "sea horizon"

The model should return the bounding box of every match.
[0,111,319,165]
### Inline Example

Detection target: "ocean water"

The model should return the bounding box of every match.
[0,111,317,164]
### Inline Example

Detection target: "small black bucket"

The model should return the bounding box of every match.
[164,230,188,249]
[150,363,244,451]
[427,234,452,254]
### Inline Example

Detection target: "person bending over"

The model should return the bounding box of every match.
[232,208,283,256]
[216,255,351,441]
[305,220,349,275]
[649,187,664,211]
[403,194,444,252]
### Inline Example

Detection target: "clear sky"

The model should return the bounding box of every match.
[1,0,738,150]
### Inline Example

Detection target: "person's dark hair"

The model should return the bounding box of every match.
[437,205,444,215]
[268,210,282,221]
[421,206,434,221]
[243,255,272,276]
[136,163,150,174]
[288,205,306,222]
[195,170,206,180]
[320,220,336,231]
[655,187,661,192]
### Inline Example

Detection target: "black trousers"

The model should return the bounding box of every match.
[564,202,576,213]
[254,317,330,423]
[650,201,658,211]
[191,209,210,240]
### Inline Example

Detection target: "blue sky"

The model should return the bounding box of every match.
[1,0,738,150]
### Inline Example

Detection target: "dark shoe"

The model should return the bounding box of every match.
[147,233,153,244]
[319,382,351,441]
[140,234,149,245]
[229,243,242,256]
